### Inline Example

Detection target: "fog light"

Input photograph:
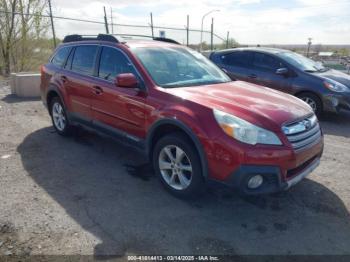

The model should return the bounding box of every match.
[247,175,264,189]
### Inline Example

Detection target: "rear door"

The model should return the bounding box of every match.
[61,45,99,122]
[41,46,72,103]
[216,51,253,81]
[250,52,293,93]
[90,46,146,139]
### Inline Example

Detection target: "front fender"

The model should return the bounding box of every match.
[146,116,210,179]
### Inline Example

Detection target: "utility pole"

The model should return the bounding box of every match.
[226,31,229,48]
[48,0,56,48]
[307,37,312,57]
[186,15,189,47]
[210,18,214,51]
[110,7,114,34]
[150,12,154,38]
[103,6,109,34]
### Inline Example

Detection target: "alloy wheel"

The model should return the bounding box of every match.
[52,102,66,131]
[301,97,317,112]
[158,145,193,190]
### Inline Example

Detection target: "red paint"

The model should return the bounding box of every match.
[41,40,323,185]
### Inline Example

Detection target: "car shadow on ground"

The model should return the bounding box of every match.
[17,127,350,257]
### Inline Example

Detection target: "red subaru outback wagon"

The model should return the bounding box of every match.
[40,34,323,198]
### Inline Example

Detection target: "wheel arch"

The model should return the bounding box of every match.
[46,84,67,114]
[294,90,322,100]
[146,118,209,179]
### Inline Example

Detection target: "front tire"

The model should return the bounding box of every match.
[297,92,323,116]
[152,132,205,198]
[50,97,72,136]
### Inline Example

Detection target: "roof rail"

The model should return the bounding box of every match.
[62,34,119,43]
[153,37,180,45]
[62,33,180,45]
[112,34,180,45]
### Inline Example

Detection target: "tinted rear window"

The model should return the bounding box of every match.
[71,45,98,76]
[221,52,251,67]
[51,46,71,67]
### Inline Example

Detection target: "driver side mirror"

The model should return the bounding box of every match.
[276,67,289,76]
[115,73,139,88]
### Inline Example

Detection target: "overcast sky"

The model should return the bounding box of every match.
[51,0,350,45]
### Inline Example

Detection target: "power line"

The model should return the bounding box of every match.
[0,10,215,34]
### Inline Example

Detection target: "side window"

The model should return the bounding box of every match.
[51,46,71,67]
[221,52,251,68]
[98,47,137,81]
[71,45,98,76]
[64,47,75,70]
[253,53,283,72]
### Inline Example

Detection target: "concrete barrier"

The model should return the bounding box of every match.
[11,72,41,98]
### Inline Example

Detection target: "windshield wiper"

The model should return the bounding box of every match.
[317,67,329,72]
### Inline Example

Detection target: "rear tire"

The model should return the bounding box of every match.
[152,132,205,198]
[50,97,72,136]
[297,92,323,116]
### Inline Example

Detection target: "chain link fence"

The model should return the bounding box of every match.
[0,8,232,74]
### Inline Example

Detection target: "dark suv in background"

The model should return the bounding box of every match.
[210,47,350,116]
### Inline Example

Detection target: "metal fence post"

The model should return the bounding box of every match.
[186,15,189,46]
[48,0,57,48]
[103,6,109,34]
[150,12,154,38]
[226,31,229,48]
[210,18,214,51]
[110,7,114,34]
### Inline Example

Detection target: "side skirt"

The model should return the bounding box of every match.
[67,112,147,156]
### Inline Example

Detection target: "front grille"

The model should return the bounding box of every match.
[282,114,322,151]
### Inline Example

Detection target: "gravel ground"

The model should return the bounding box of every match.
[0,84,350,259]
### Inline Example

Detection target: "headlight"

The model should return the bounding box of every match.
[213,109,282,145]
[323,79,349,92]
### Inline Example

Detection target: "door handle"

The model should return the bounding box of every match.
[61,75,67,83]
[248,74,257,79]
[92,86,103,95]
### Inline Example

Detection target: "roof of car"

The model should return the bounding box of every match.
[60,34,181,49]
[213,47,290,55]
[121,39,181,48]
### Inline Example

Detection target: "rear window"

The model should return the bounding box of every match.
[221,52,251,68]
[71,45,98,76]
[51,46,71,67]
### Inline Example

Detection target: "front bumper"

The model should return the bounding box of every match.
[323,93,350,113]
[223,155,321,195]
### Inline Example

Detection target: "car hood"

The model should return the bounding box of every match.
[313,69,350,87]
[165,81,313,131]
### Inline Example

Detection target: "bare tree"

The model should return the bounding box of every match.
[0,0,17,76]
[0,0,49,76]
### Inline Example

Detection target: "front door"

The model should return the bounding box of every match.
[90,46,147,139]
[250,52,293,93]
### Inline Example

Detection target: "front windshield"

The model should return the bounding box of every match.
[132,47,231,88]
[278,51,327,72]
